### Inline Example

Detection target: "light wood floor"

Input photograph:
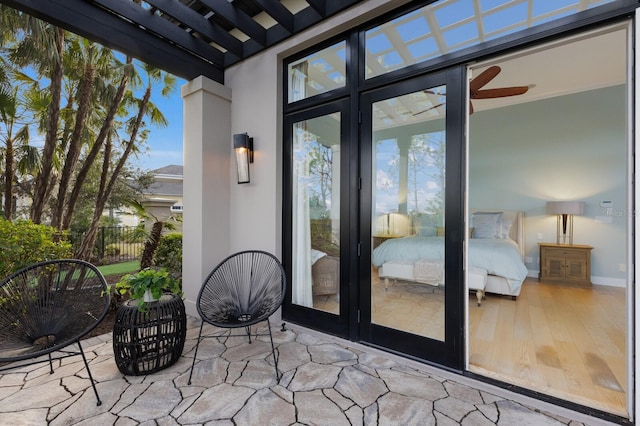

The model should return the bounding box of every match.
[312,276,628,417]
[469,278,627,417]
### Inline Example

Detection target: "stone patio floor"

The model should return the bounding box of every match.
[0,316,622,425]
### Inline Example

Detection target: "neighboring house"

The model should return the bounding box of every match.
[120,165,183,231]
[13,1,640,424]
[109,165,183,229]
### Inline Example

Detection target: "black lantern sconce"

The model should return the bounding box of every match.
[233,133,254,184]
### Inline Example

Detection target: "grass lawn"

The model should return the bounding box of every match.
[97,260,140,277]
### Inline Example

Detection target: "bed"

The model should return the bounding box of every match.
[372,210,528,299]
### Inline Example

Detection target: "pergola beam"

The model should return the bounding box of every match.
[1,0,223,82]
[143,0,244,58]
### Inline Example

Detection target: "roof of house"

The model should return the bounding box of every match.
[142,165,183,197]
[151,165,183,177]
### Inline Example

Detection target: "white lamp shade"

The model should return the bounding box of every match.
[546,201,585,215]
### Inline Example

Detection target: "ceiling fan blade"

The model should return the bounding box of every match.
[469,66,501,92]
[469,100,474,115]
[472,86,529,99]
[413,102,445,116]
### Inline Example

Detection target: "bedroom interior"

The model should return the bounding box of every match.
[464,25,628,416]
[301,19,629,419]
[362,24,627,416]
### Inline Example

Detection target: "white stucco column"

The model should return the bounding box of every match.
[181,76,232,316]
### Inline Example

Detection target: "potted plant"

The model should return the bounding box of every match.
[114,267,182,311]
[112,267,187,375]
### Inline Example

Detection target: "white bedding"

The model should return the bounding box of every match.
[372,236,528,291]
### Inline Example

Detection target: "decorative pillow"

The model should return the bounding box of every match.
[471,212,503,239]
[500,219,513,239]
[415,214,437,237]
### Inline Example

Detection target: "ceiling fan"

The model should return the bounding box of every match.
[413,65,532,116]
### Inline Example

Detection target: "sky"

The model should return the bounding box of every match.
[131,76,186,172]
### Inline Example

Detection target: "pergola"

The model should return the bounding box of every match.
[1,0,363,83]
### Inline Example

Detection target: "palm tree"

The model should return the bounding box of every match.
[51,38,115,229]
[126,199,178,269]
[0,69,38,220]
[8,21,66,223]
[76,63,174,261]
[60,55,134,231]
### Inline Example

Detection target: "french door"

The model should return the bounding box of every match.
[359,68,466,368]
[283,99,352,337]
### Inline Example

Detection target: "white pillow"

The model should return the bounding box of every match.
[500,219,513,239]
[471,212,503,239]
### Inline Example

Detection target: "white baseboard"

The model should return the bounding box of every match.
[526,270,626,288]
[591,276,627,287]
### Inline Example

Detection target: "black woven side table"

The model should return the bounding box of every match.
[113,294,186,375]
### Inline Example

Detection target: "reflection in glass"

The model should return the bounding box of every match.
[370,87,446,341]
[291,114,341,314]
[288,41,346,103]
[365,0,616,79]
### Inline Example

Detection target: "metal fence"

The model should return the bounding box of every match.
[69,226,145,264]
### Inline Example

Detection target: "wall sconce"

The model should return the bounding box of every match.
[233,133,254,184]
[546,201,585,245]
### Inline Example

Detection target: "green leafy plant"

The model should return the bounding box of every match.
[0,219,73,278]
[114,267,182,311]
[154,233,182,275]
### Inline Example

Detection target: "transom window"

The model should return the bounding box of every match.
[364,0,617,79]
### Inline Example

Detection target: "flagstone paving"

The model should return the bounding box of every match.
[0,316,620,425]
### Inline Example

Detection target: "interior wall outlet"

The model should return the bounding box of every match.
[619,263,627,272]
[525,256,533,263]
[537,233,543,240]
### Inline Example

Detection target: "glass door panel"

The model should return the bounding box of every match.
[291,113,341,315]
[360,68,465,368]
[371,86,446,341]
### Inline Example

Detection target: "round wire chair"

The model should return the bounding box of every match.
[188,250,286,384]
[0,259,110,405]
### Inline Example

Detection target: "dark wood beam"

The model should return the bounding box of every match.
[199,0,267,47]
[305,0,326,17]
[90,0,225,63]
[225,0,363,68]
[0,0,223,82]
[253,0,294,34]
[142,0,244,58]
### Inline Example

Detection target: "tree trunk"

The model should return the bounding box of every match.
[61,58,131,230]
[75,135,113,260]
[140,221,163,269]
[30,27,64,224]
[76,63,149,260]
[52,62,94,229]
[3,137,13,220]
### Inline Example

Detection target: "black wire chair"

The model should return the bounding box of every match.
[188,250,286,384]
[0,259,110,406]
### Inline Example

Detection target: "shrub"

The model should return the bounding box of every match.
[105,244,121,256]
[154,233,182,275]
[0,219,73,278]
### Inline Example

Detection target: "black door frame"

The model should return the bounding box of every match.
[358,67,467,369]
[282,98,352,338]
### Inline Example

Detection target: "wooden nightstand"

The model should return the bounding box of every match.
[538,243,593,286]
